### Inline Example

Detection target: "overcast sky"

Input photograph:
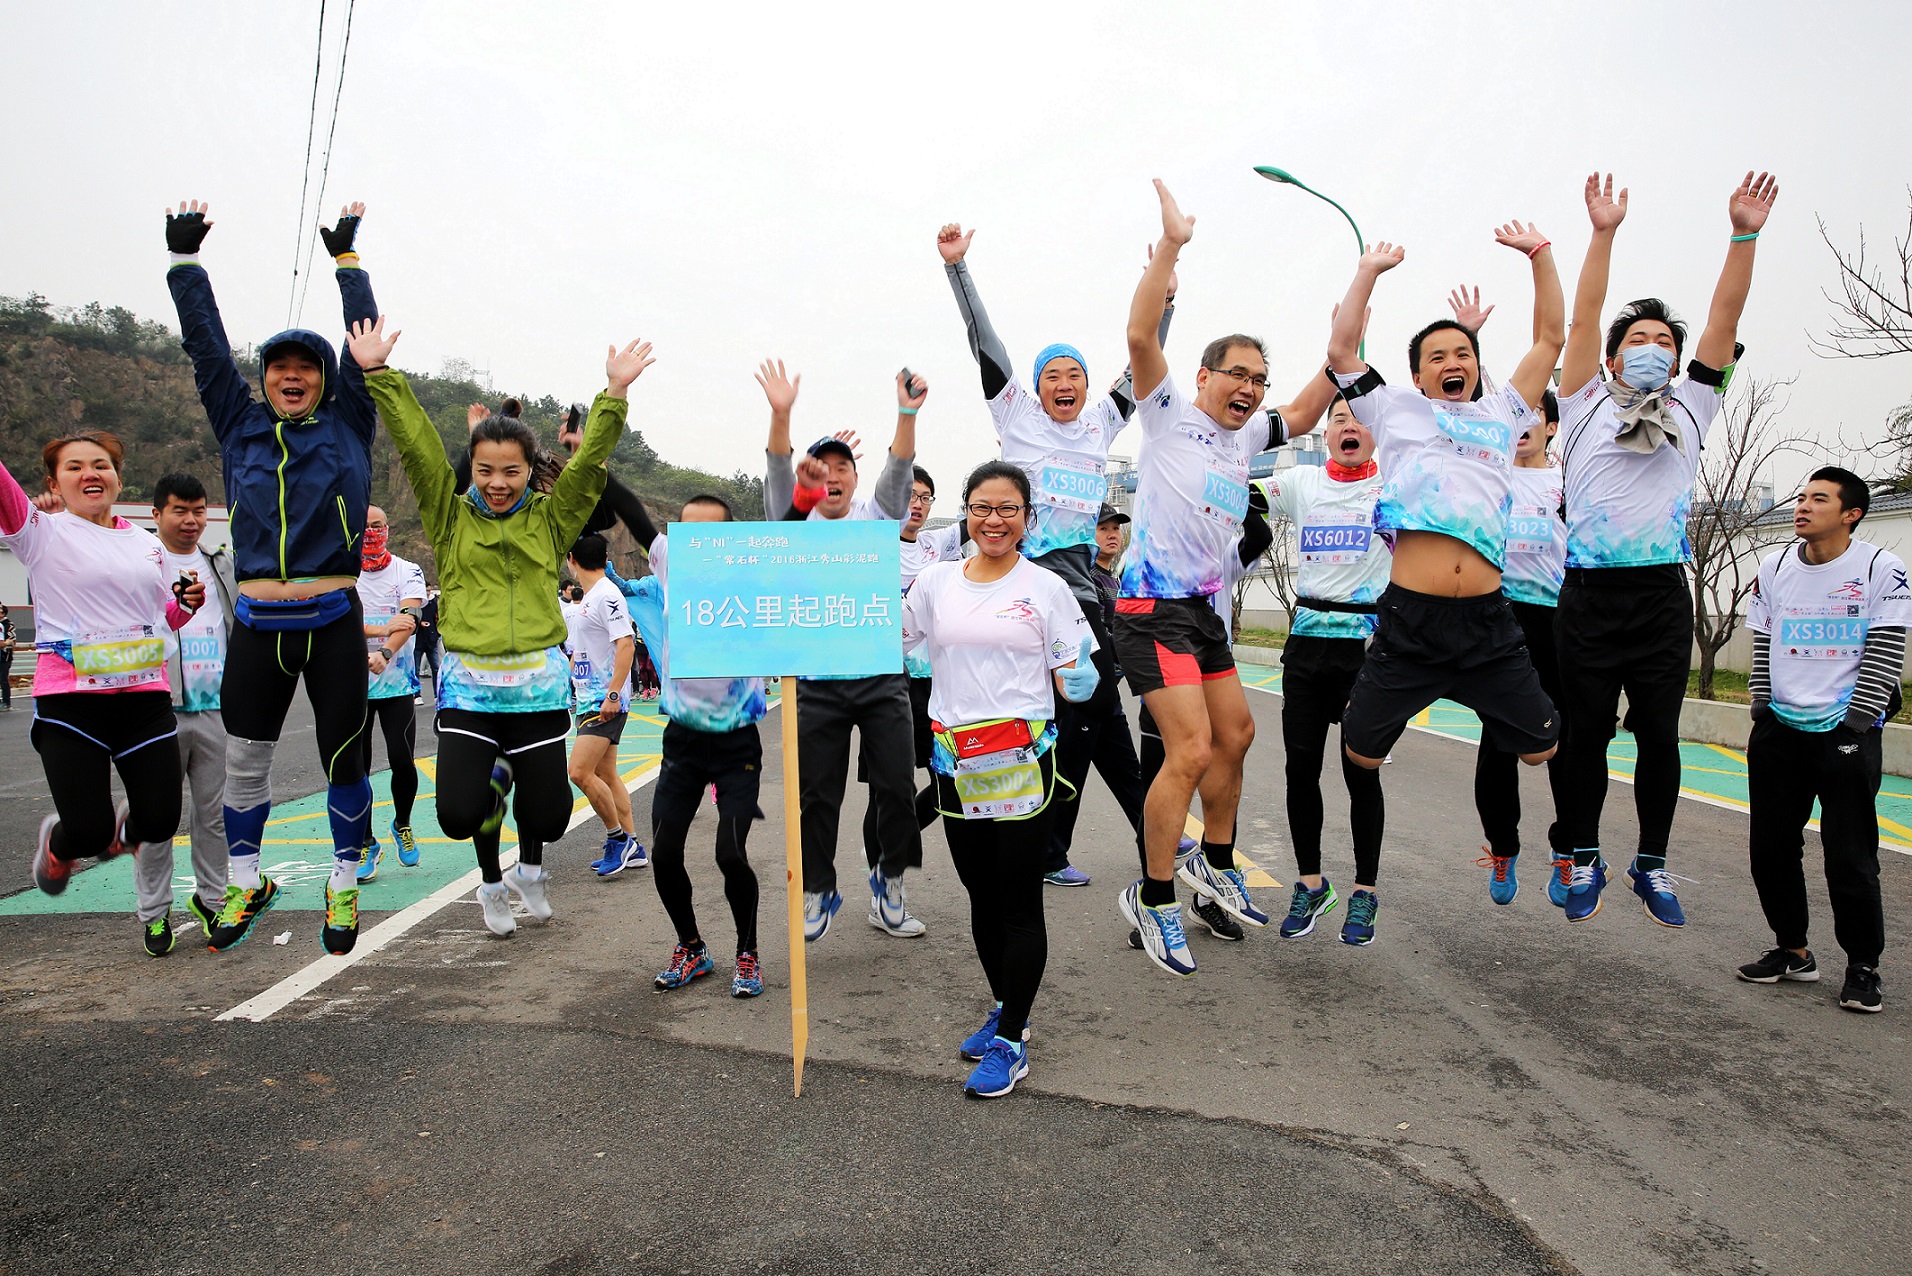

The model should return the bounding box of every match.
[5,1,1910,498]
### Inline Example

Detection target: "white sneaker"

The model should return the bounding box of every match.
[867,868,927,938]
[477,880,516,936]
[506,863,552,921]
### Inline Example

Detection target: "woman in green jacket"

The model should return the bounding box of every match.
[346,316,654,936]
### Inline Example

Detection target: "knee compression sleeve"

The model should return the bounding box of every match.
[223,735,277,861]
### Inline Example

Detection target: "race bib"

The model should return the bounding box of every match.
[1434,409,1512,468]
[1199,461,1250,528]
[1778,608,1868,659]
[179,631,225,711]
[1507,507,1556,557]
[72,624,165,690]
[1299,508,1373,565]
[951,747,1048,819]
[1035,454,1108,516]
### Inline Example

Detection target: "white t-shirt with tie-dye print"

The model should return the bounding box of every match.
[1557,370,1724,569]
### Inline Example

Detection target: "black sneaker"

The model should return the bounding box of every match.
[185,892,221,935]
[1126,927,1143,951]
[1189,897,1245,942]
[1736,947,1819,984]
[1840,965,1883,1014]
[143,915,175,958]
[206,878,281,952]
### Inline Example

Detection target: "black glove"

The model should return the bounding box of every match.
[319,214,362,258]
[1246,481,1270,519]
[166,210,212,255]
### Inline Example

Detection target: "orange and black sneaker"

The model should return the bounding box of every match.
[321,884,360,955]
[32,816,72,895]
[207,878,281,951]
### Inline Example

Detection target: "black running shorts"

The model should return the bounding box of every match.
[1112,596,1236,696]
[652,720,765,828]
[1340,584,1559,760]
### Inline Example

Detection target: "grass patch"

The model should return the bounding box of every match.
[1689,667,1912,724]
[1235,626,1288,649]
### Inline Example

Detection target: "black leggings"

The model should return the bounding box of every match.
[221,598,369,784]
[651,815,761,952]
[362,695,419,828]
[934,751,1059,1042]
[31,690,182,861]
[1281,636,1385,885]
[1474,600,1571,859]
[436,708,574,883]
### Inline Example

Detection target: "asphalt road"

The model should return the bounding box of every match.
[1,687,1907,1275]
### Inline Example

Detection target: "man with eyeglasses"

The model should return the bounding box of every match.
[1112,180,1338,978]
[760,360,932,943]
[890,466,961,828]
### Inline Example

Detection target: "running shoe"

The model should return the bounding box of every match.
[964,1037,1030,1099]
[731,951,764,998]
[1736,948,1819,984]
[868,868,926,937]
[207,878,280,951]
[1840,964,1884,1014]
[105,800,134,858]
[185,892,221,935]
[593,831,633,877]
[959,1004,1004,1061]
[356,835,384,884]
[479,760,514,837]
[506,863,553,921]
[1478,851,1518,906]
[32,815,70,895]
[1564,858,1607,923]
[321,884,360,955]
[1189,897,1245,942]
[1279,879,1339,939]
[1628,861,1686,927]
[1174,850,1268,927]
[1340,889,1379,946]
[1117,882,1196,977]
[143,915,175,958]
[1177,835,1198,856]
[1547,856,1574,908]
[392,820,420,868]
[619,837,649,871]
[1043,865,1092,888]
[655,943,715,990]
[477,880,515,937]
[803,889,842,943]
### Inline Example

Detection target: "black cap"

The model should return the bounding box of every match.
[1096,503,1130,526]
[807,437,856,466]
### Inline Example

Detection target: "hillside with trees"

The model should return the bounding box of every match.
[0,292,762,576]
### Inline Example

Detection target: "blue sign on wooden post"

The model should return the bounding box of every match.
[665,520,903,679]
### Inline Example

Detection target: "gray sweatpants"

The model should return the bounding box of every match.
[133,708,230,921]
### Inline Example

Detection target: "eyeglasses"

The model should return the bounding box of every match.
[965,502,1026,519]
[1205,366,1269,390]
[908,492,935,508]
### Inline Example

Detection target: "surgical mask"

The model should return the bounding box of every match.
[1619,345,1674,392]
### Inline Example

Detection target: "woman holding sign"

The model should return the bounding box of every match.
[903,460,1101,1098]
[3,432,206,896]
[345,315,652,938]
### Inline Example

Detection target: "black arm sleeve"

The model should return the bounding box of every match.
[600,471,659,546]
[1238,494,1274,568]
[945,261,1013,399]
[453,445,473,496]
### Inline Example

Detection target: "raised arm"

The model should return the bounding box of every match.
[324,203,379,449]
[350,318,458,547]
[1494,220,1565,410]
[1128,180,1191,398]
[163,201,255,442]
[939,226,1014,400]
[1109,248,1177,419]
[550,341,650,545]
[1561,173,1627,395]
[870,371,926,520]
[756,358,800,517]
[601,471,660,548]
[1327,244,1405,376]
[1694,171,1778,371]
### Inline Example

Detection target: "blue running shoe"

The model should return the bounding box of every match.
[1340,889,1379,946]
[1043,865,1091,887]
[654,943,715,990]
[1565,858,1607,923]
[1174,850,1269,927]
[731,951,764,998]
[959,1004,1003,1061]
[963,1036,1030,1099]
[392,820,420,867]
[479,761,514,837]
[1117,882,1196,977]
[803,888,843,943]
[1546,856,1574,908]
[1629,861,1686,927]
[1478,852,1518,905]
[1177,835,1198,857]
[595,831,633,878]
[620,837,649,871]
[1279,878,1339,938]
[355,836,383,883]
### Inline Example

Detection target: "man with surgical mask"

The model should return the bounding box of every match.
[1551,170,1778,928]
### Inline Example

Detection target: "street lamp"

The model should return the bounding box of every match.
[1255,165,1366,359]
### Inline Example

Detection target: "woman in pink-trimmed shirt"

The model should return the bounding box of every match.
[2,431,204,896]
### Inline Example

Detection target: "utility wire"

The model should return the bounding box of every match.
[292,0,357,328]
[286,0,327,327]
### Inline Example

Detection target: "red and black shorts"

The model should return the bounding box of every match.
[1111,595,1236,696]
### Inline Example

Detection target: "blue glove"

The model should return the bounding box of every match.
[1057,636,1100,703]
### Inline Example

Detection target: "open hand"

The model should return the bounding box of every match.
[166,200,213,254]
[466,403,489,432]
[831,429,865,461]
[606,339,655,393]
[1153,179,1194,247]
[347,316,401,369]
[1492,221,1549,256]
[1729,171,1779,236]
[897,369,928,409]
[1585,172,1627,233]
[937,223,974,264]
[755,359,800,413]
[1359,242,1405,275]
[1448,285,1494,331]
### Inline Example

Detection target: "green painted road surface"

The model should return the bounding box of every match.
[0,710,667,917]
[1237,666,1912,853]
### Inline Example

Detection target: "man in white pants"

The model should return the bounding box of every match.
[133,472,240,956]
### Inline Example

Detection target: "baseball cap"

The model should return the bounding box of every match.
[807,437,856,466]
[1096,503,1130,526]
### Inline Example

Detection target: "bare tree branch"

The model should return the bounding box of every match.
[1811,198,1912,361]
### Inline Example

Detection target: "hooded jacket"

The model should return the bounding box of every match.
[167,260,378,583]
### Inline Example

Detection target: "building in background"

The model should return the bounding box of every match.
[0,501,231,642]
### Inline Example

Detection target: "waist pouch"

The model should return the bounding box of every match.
[236,589,354,632]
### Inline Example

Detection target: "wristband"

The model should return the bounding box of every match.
[359,363,388,373]
[1730,232,1759,243]
[1525,241,1552,259]
[898,407,919,416]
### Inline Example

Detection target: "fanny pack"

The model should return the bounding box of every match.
[235,589,355,632]
[933,716,1035,760]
